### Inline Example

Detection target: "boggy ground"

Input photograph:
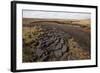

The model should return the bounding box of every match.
[22,20,90,62]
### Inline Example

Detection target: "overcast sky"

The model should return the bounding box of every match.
[23,10,91,19]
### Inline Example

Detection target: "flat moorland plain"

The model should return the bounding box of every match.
[22,18,91,62]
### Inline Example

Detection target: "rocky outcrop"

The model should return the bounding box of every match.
[23,23,90,62]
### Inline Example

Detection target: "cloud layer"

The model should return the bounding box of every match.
[23,10,91,19]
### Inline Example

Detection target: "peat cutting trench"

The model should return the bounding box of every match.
[23,23,90,62]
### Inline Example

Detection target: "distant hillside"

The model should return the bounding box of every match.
[23,18,90,28]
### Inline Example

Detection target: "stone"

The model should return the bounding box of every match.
[54,49,62,57]
[55,41,62,50]
[60,39,64,44]
[35,49,44,57]
[62,45,67,53]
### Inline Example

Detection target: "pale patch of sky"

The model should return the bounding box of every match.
[23,10,91,19]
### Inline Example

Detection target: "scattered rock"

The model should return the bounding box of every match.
[23,23,90,62]
[54,49,62,57]
[62,44,67,53]
[35,49,43,57]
